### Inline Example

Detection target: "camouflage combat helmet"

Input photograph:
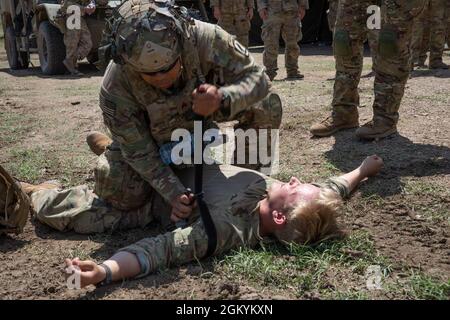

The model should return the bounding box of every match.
[98,0,195,73]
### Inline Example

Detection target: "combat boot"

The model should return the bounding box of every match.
[266,71,277,81]
[63,58,84,76]
[429,61,449,69]
[309,112,359,137]
[355,120,397,140]
[20,180,61,196]
[86,131,113,156]
[286,71,305,80]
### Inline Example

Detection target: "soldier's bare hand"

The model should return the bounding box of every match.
[170,193,196,222]
[259,9,268,20]
[360,155,384,177]
[192,84,222,117]
[299,7,306,20]
[213,7,221,20]
[64,257,106,288]
[247,8,254,20]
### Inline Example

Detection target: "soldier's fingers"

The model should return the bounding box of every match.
[170,212,180,223]
[76,260,95,271]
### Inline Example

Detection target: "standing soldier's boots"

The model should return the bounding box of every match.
[355,120,397,140]
[86,131,113,156]
[286,71,305,80]
[309,112,359,137]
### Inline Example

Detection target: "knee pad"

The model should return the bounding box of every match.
[262,92,283,128]
[333,29,352,57]
[378,27,399,59]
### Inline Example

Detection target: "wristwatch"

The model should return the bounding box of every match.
[97,263,113,286]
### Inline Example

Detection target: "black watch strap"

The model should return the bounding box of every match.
[98,263,113,286]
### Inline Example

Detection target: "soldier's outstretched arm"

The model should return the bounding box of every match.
[64,219,231,288]
[336,155,384,195]
[197,21,270,119]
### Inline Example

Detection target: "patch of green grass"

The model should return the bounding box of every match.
[6,148,57,182]
[405,272,450,300]
[68,244,92,261]
[0,112,36,145]
[217,232,391,298]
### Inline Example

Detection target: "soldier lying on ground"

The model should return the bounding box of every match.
[55,155,383,288]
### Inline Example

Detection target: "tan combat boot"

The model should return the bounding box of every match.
[309,112,359,137]
[20,180,61,196]
[355,120,397,140]
[86,131,113,156]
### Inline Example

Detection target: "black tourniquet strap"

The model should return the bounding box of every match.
[194,115,217,258]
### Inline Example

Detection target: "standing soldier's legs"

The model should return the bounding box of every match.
[428,0,448,68]
[262,15,282,80]
[282,11,303,79]
[76,18,93,61]
[234,14,251,47]
[356,0,427,139]
[218,14,238,41]
[63,27,81,74]
[231,92,283,173]
[327,0,339,32]
[411,3,430,67]
[310,0,372,137]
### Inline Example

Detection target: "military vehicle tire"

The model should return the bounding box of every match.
[37,21,66,75]
[4,27,29,70]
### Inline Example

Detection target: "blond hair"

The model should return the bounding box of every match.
[274,188,346,245]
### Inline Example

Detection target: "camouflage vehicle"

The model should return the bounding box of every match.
[0,0,121,74]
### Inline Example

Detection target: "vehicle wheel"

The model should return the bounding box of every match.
[37,21,66,75]
[4,26,28,69]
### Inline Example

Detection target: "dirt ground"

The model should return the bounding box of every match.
[0,41,449,300]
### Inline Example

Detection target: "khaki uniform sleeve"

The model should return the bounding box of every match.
[100,63,185,203]
[257,0,268,10]
[317,177,351,199]
[196,21,270,118]
[119,221,209,277]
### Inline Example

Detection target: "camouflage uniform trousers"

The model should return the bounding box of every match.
[411,0,447,65]
[261,11,302,77]
[63,16,92,67]
[332,0,426,126]
[33,92,282,233]
[328,0,379,67]
[217,14,252,47]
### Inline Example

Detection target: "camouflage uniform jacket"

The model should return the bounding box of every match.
[210,0,255,12]
[257,0,310,12]
[100,20,270,204]
[119,165,350,278]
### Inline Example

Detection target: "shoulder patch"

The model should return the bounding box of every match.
[233,40,249,57]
